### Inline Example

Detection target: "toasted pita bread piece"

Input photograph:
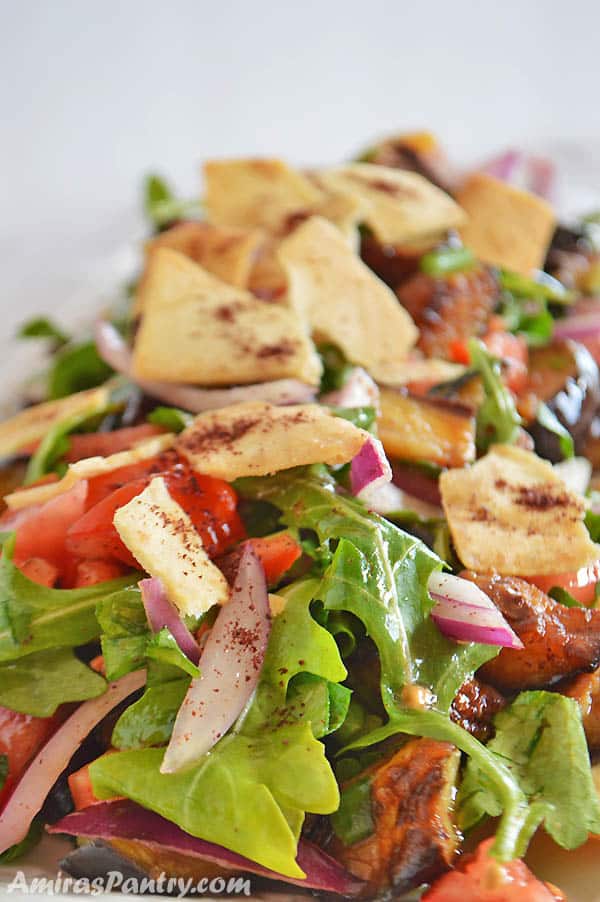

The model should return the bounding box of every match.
[113,476,229,617]
[176,400,369,481]
[138,222,264,314]
[316,162,466,245]
[204,158,325,232]
[5,433,175,510]
[131,249,321,386]
[440,444,600,576]
[278,216,417,383]
[0,386,111,458]
[456,173,556,276]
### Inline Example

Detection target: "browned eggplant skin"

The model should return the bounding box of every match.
[556,667,600,749]
[462,572,600,692]
[449,677,506,741]
[329,739,460,898]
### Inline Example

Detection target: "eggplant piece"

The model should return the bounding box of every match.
[379,388,476,469]
[557,667,600,749]
[449,677,506,742]
[360,134,456,194]
[360,234,424,289]
[523,339,600,461]
[328,739,460,898]
[60,840,151,884]
[396,267,498,359]
[463,572,600,692]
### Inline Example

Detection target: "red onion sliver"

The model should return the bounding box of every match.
[553,312,600,343]
[350,436,392,498]
[526,155,555,201]
[321,367,380,410]
[139,577,200,665]
[0,670,146,854]
[479,149,523,182]
[161,545,271,773]
[95,321,316,411]
[48,799,364,895]
[427,572,523,650]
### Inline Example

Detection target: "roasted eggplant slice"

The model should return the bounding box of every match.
[396,267,498,359]
[463,572,600,692]
[521,339,600,460]
[449,677,506,741]
[557,667,600,749]
[329,739,460,898]
[379,388,476,469]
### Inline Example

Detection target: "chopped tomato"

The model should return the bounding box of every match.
[18,557,59,587]
[68,763,99,811]
[89,654,105,674]
[422,839,565,901]
[63,424,167,463]
[526,559,600,607]
[13,481,88,572]
[84,450,179,509]
[0,707,60,810]
[248,533,302,585]
[449,320,529,395]
[72,559,127,587]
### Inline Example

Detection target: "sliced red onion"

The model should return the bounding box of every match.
[321,367,380,410]
[0,670,145,854]
[526,155,555,201]
[139,577,200,665]
[479,149,523,182]
[49,799,363,895]
[553,312,600,343]
[350,436,392,498]
[428,572,523,650]
[161,545,270,774]
[95,321,316,411]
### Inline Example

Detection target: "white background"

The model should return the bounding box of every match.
[1,0,600,339]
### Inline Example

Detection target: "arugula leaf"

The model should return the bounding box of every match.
[0,539,137,663]
[96,586,150,680]
[238,468,497,715]
[147,406,193,433]
[145,628,200,678]
[499,292,554,347]
[585,499,600,542]
[458,691,600,849]
[536,402,574,459]
[468,338,522,452]
[143,174,202,230]
[0,648,106,716]
[17,317,69,347]
[0,754,8,791]
[112,661,189,750]
[318,343,354,393]
[330,773,374,846]
[48,341,113,400]
[329,406,377,433]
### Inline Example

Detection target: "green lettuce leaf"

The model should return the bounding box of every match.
[143,174,202,230]
[112,661,189,750]
[145,628,200,678]
[468,338,522,452]
[0,647,106,716]
[458,690,600,848]
[0,540,138,663]
[0,754,8,791]
[48,341,113,400]
[147,406,193,433]
[17,317,69,347]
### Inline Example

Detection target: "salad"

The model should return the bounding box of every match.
[1,132,600,900]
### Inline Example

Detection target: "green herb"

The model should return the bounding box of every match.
[0,819,43,863]
[548,586,583,608]
[329,406,377,433]
[17,317,69,347]
[585,496,600,542]
[147,406,193,433]
[468,338,522,452]
[420,246,475,277]
[499,292,554,347]
[48,341,113,400]
[458,691,600,850]
[0,754,8,791]
[93,578,346,878]
[331,773,374,846]
[143,174,202,231]
[145,628,200,679]
[536,402,574,459]
[0,647,106,716]
[0,537,137,664]
[96,586,150,680]
[318,343,354,394]
[112,661,189,750]
[499,269,574,305]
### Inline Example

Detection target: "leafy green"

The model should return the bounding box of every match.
[145,628,200,679]
[585,495,600,541]
[0,648,106,716]
[143,174,202,230]
[96,586,150,680]
[536,402,575,459]
[0,819,43,863]
[0,539,137,663]
[330,773,374,846]
[420,245,475,277]
[318,343,354,393]
[17,317,69,347]
[147,406,193,433]
[0,754,8,791]
[238,468,497,716]
[458,691,600,850]
[548,586,583,608]
[468,338,522,451]
[329,406,377,433]
[499,292,554,347]
[499,269,574,305]
[48,341,113,400]
[98,578,348,876]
